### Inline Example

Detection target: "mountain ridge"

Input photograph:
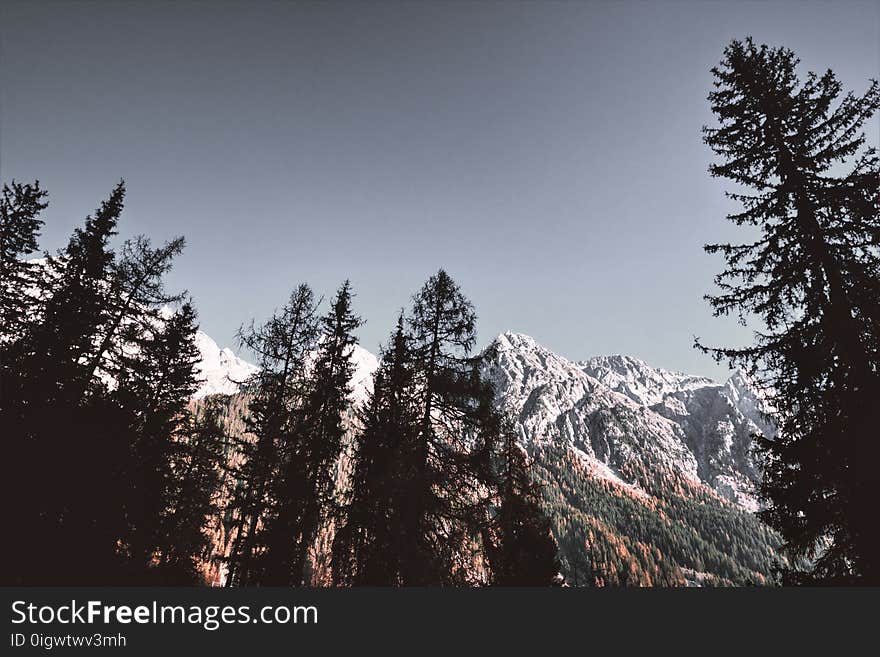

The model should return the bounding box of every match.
[202,328,770,511]
[197,328,780,585]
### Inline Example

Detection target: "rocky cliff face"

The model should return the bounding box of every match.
[482,332,779,585]
[486,332,773,512]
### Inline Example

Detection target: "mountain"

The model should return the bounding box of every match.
[190,333,378,402]
[484,332,779,585]
[192,331,259,399]
[488,332,774,511]
[196,329,779,586]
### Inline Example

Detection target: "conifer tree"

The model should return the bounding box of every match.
[489,427,560,586]
[3,183,129,583]
[332,315,420,585]
[16,182,125,408]
[698,38,880,583]
[115,300,203,581]
[1,182,49,557]
[0,180,48,346]
[83,235,186,391]
[262,281,363,585]
[158,396,229,583]
[402,269,499,585]
[1,181,200,584]
[225,284,318,586]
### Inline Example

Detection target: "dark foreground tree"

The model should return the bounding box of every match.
[488,427,560,585]
[115,300,205,582]
[261,281,362,585]
[698,38,880,584]
[332,316,420,585]
[158,396,230,583]
[2,183,131,583]
[225,284,318,586]
[1,181,223,584]
[335,271,515,585]
[0,181,48,345]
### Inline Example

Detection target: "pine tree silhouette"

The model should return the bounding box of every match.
[403,269,502,585]
[332,315,421,585]
[3,183,129,583]
[488,426,561,585]
[261,281,363,585]
[159,394,230,584]
[115,300,205,582]
[334,271,501,585]
[698,38,880,584]
[225,284,318,586]
[0,181,48,345]
[1,181,213,585]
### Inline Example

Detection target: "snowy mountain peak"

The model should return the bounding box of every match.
[484,331,775,511]
[193,330,259,399]
[348,343,380,404]
[495,331,541,352]
[581,354,716,407]
[191,330,380,404]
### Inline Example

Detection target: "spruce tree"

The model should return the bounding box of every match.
[114,300,203,581]
[158,395,229,583]
[489,426,560,586]
[332,315,420,585]
[16,182,125,408]
[3,183,129,583]
[262,281,363,585]
[1,181,200,584]
[0,182,49,560]
[0,180,48,346]
[225,284,318,586]
[699,38,880,583]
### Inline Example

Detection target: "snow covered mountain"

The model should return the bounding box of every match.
[580,354,715,407]
[198,328,772,511]
[486,331,773,511]
[192,331,260,399]
[191,331,378,403]
[482,331,779,585]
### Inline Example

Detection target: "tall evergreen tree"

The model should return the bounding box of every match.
[332,315,421,585]
[336,273,557,586]
[261,281,363,585]
[0,182,49,558]
[114,300,204,581]
[83,235,186,391]
[488,426,560,586]
[16,182,125,408]
[402,270,498,584]
[158,395,230,584]
[0,180,48,346]
[225,284,318,586]
[698,38,880,583]
[3,183,129,583]
[1,181,203,584]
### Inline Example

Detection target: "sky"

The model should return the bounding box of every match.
[1,0,877,379]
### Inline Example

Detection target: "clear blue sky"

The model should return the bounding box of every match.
[1,0,877,378]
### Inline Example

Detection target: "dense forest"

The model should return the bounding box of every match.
[0,180,558,585]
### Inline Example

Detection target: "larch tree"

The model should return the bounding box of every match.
[402,269,499,585]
